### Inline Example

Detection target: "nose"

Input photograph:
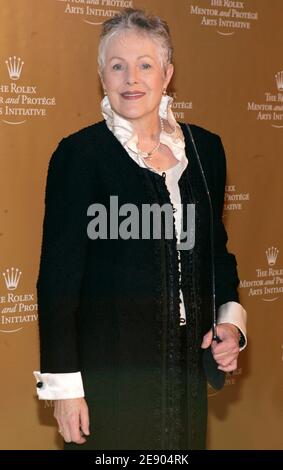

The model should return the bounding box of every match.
[126,65,138,86]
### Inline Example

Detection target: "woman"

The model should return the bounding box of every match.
[34,9,247,450]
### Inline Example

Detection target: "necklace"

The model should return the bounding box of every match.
[138,118,164,161]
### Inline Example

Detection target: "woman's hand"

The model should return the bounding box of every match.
[54,397,90,444]
[201,323,240,372]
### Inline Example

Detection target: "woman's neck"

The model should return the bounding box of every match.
[131,114,161,145]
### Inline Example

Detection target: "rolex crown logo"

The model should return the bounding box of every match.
[265,247,279,267]
[2,267,22,290]
[275,71,283,92]
[5,56,24,81]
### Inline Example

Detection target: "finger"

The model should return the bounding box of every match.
[69,416,86,444]
[211,340,239,356]
[201,329,213,349]
[212,344,239,364]
[80,409,90,436]
[56,417,68,441]
[61,426,72,443]
[213,346,239,363]
[218,359,237,372]
[212,347,239,363]
[212,348,239,362]
[60,423,85,444]
[216,356,237,367]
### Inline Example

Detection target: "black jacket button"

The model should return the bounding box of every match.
[36,381,43,388]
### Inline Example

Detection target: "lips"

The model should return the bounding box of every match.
[121,91,145,99]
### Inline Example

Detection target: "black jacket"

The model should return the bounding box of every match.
[37,121,239,449]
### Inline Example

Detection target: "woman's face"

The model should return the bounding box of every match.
[101,30,173,124]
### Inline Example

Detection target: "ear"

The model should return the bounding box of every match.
[98,70,105,91]
[164,63,174,89]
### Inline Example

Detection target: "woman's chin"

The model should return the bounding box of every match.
[115,109,147,121]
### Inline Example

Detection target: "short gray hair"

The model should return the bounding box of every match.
[98,8,173,76]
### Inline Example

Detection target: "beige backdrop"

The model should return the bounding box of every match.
[0,0,282,450]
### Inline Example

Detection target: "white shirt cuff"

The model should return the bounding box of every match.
[217,301,247,351]
[33,371,85,400]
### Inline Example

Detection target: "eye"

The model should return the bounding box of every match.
[112,63,123,71]
[141,63,152,70]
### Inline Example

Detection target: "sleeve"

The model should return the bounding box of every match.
[33,371,85,400]
[217,301,247,350]
[36,137,93,373]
